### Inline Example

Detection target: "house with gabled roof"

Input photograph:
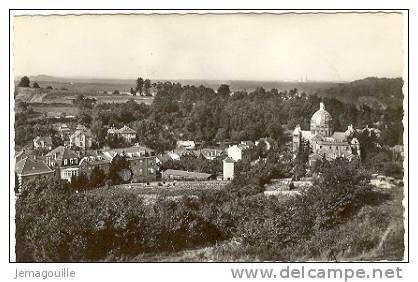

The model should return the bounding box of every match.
[45,146,80,182]
[70,128,93,150]
[15,157,55,186]
[57,123,71,136]
[33,136,53,150]
[227,141,255,162]
[15,149,28,163]
[107,125,137,144]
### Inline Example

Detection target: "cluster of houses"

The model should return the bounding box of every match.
[17,119,273,188]
[33,123,138,152]
[16,137,264,187]
[16,123,159,187]
[15,145,157,187]
[157,139,271,181]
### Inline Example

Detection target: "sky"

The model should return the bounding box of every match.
[13,13,404,82]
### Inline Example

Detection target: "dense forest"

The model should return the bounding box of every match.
[320,77,403,109]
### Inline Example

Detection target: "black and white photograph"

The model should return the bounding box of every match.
[11,11,407,264]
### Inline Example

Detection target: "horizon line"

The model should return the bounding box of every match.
[13,73,402,84]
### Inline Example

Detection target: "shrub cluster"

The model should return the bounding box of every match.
[16,159,402,261]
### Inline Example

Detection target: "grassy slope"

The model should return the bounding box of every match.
[122,185,404,262]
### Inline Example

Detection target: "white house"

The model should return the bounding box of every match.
[227,142,253,162]
[33,136,53,150]
[168,152,181,161]
[176,140,196,150]
[69,129,93,150]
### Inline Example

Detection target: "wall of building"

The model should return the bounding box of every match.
[19,172,55,186]
[223,162,234,180]
[129,157,156,182]
[60,167,80,182]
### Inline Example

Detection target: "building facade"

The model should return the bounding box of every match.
[227,142,254,162]
[33,136,53,150]
[96,146,157,183]
[69,129,93,150]
[45,146,80,182]
[223,157,235,180]
[292,102,361,165]
[107,125,137,144]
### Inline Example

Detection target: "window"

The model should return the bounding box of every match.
[64,159,67,166]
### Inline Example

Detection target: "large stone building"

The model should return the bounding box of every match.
[292,102,360,165]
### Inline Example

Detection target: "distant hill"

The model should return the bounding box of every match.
[319,77,403,109]
[17,75,340,94]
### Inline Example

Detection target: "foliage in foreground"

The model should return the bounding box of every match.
[15,160,403,261]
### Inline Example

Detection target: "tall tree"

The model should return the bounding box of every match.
[136,77,144,95]
[18,76,30,87]
[144,79,152,96]
[217,84,231,98]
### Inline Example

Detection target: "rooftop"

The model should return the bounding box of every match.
[15,157,54,176]
[46,146,79,161]
[162,169,214,179]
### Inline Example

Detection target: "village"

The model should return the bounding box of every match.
[15,101,404,199]
[16,120,274,190]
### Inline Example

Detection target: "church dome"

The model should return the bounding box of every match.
[310,102,333,137]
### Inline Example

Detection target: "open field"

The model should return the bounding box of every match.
[29,103,79,116]
[87,95,154,104]
[15,86,154,105]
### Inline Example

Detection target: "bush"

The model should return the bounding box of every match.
[16,158,402,262]
[383,162,403,179]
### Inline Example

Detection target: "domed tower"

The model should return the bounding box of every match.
[310,102,333,137]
